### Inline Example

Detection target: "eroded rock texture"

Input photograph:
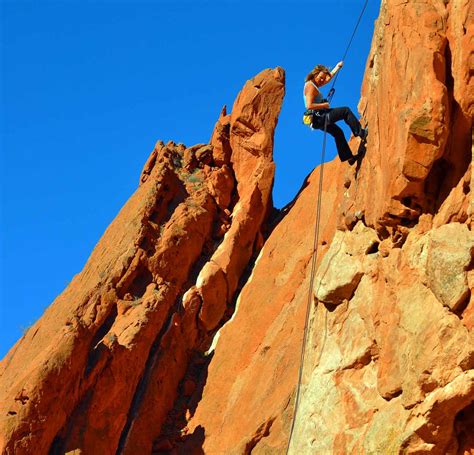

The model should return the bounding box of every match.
[184,0,474,454]
[1,0,473,454]
[0,68,285,454]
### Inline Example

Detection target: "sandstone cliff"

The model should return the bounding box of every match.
[0,69,285,454]
[184,1,474,454]
[1,0,473,454]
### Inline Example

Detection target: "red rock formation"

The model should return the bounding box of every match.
[0,68,285,454]
[183,0,474,454]
[1,0,473,453]
[350,0,473,237]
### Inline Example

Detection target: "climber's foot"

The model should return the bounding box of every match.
[359,127,368,142]
[357,140,367,158]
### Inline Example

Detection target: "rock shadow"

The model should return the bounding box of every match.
[152,352,212,454]
[424,42,471,216]
[354,140,367,177]
[267,169,313,232]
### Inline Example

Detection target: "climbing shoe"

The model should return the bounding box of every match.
[359,127,368,141]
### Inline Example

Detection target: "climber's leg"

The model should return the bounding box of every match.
[326,123,354,162]
[327,106,365,138]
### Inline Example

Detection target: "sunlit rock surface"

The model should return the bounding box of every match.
[1,0,473,454]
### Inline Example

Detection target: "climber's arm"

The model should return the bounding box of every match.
[330,61,344,77]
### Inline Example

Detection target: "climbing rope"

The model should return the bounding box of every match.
[286,1,369,453]
[285,115,329,455]
[330,0,370,90]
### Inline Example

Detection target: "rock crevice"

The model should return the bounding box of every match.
[0,69,285,454]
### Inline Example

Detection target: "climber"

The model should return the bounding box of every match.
[303,62,367,165]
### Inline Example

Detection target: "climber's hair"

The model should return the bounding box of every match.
[305,65,331,82]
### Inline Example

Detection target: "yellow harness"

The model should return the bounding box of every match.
[302,112,313,126]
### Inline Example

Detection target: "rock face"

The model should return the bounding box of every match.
[1,1,473,454]
[0,68,285,454]
[183,0,474,454]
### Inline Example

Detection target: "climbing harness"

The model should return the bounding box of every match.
[302,109,327,128]
[287,1,369,453]
[301,88,335,129]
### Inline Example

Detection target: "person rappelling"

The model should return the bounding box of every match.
[288,4,371,454]
[303,62,368,165]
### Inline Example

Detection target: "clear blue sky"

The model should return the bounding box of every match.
[1,0,380,357]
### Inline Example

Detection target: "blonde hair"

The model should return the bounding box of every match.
[305,64,331,82]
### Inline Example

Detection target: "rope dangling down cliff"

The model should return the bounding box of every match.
[287,1,370,453]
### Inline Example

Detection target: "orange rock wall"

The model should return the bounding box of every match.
[1,0,473,454]
[0,69,285,454]
[351,0,473,233]
[185,0,474,454]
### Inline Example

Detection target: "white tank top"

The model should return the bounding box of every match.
[303,81,324,109]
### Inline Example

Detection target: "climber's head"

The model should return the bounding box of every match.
[306,65,331,86]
